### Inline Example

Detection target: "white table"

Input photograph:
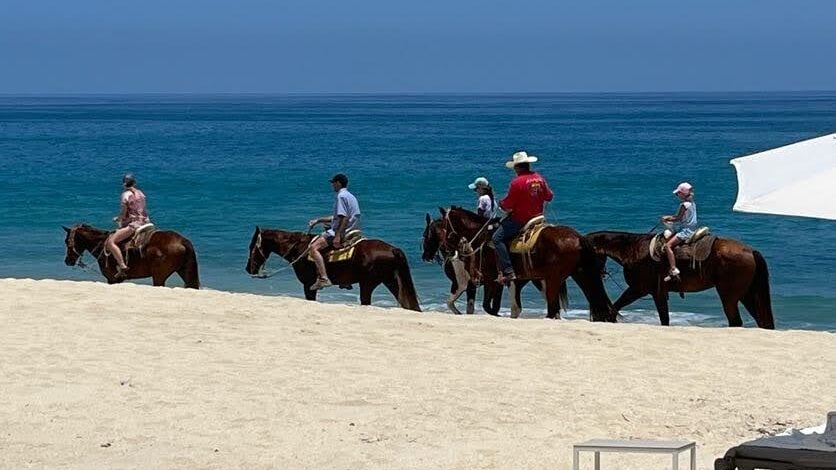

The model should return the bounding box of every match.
[573,439,696,470]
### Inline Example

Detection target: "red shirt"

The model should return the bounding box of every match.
[499,171,554,224]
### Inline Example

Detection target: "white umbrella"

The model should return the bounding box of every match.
[730,132,836,220]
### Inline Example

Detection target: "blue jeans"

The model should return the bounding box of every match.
[492,218,524,274]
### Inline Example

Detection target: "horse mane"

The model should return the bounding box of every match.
[73,223,109,236]
[447,206,499,224]
[257,228,313,258]
[586,230,653,265]
[587,230,653,243]
[259,228,312,241]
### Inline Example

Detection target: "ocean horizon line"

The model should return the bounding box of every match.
[2,89,836,98]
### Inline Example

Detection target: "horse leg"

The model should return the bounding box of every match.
[303,284,317,301]
[515,280,530,314]
[152,272,168,287]
[716,285,744,327]
[465,283,476,315]
[446,281,467,315]
[508,281,521,318]
[612,286,646,320]
[482,282,502,316]
[359,281,378,306]
[651,291,671,326]
[544,277,569,319]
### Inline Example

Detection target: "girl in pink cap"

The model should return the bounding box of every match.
[661,182,697,281]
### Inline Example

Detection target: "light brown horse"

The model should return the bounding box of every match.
[441,207,613,321]
[586,231,774,328]
[245,227,421,311]
[63,224,200,288]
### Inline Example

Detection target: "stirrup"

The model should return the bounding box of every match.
[664,268,680,282]
[312,277,332,290]
[114,266,129,281]
[496,271,516,286]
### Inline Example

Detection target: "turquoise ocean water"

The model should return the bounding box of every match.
[0,93,834,331]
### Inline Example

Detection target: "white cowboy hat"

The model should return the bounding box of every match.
[468,177,490,190]
[505,151,538,169]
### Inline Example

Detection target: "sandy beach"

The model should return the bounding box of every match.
[1,278,833,469]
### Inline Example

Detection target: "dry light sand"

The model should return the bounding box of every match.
[1,278,834,469]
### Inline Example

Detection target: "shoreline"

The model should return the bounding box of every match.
[2,278,834,469]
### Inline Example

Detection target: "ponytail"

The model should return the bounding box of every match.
[486,186,496,213]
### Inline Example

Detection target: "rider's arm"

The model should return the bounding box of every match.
[542,179,554,202]
[499,182,518,214]
[309,216,332,227]
[663,204,686,222]
[333,215,347,235]
[114,193,129,224]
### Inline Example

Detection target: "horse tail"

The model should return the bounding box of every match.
[573,236,614,322]
[178,237,201,289]
[742,250,774,329]
[393,248,421,312]
[558,281,569,315]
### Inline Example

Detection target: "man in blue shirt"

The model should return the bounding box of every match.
[308,173,361,290]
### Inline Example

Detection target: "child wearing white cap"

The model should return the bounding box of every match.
[661,182,697,281]
[468,177,496,218]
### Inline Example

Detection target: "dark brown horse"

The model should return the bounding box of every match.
[245,227,421,311]
[423,213,501,315]
[441,207,613,321]
[63,224,200,288]
[586,231,774,328]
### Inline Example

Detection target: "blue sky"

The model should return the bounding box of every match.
[2,0,835,93]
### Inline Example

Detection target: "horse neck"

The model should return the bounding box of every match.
[78,228,109,255]
[591,232,648,265]
[448,209,487,239]
[265,230,311,261]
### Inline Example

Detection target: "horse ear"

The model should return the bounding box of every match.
[438,207,447,217]
[255,226,261,233]
[425,213,431,226]
[62,226,70,233]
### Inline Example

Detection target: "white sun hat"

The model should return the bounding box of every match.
[468,177,490,190]
[505,151,539,169]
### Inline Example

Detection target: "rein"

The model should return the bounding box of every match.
[67,226,109,274]
[250,231,312,279]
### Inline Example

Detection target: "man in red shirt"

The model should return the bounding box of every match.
[493,151,554,283]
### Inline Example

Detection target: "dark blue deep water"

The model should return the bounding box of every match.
[1,93,834,330]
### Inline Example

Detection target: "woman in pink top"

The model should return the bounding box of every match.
[106,174,151,279]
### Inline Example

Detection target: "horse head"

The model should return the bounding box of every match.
[63,225,81,266]
[246,227,311,275]
[63,224,107,266]
[421,213,445,263]
[245,227,267,275]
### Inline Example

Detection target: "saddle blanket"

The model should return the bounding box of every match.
[327,244,359,263]
[509,223,549,254]
[105,223,157,257]
[309,237,365,263]
[650,232,716,263]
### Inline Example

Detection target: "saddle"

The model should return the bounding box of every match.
[310,229,365,263]
[649,226,715,263]
[106,223,157,259]
[509,215,549,254]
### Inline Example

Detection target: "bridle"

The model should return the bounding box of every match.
[250,231,311,279]
[66,226,107,270]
